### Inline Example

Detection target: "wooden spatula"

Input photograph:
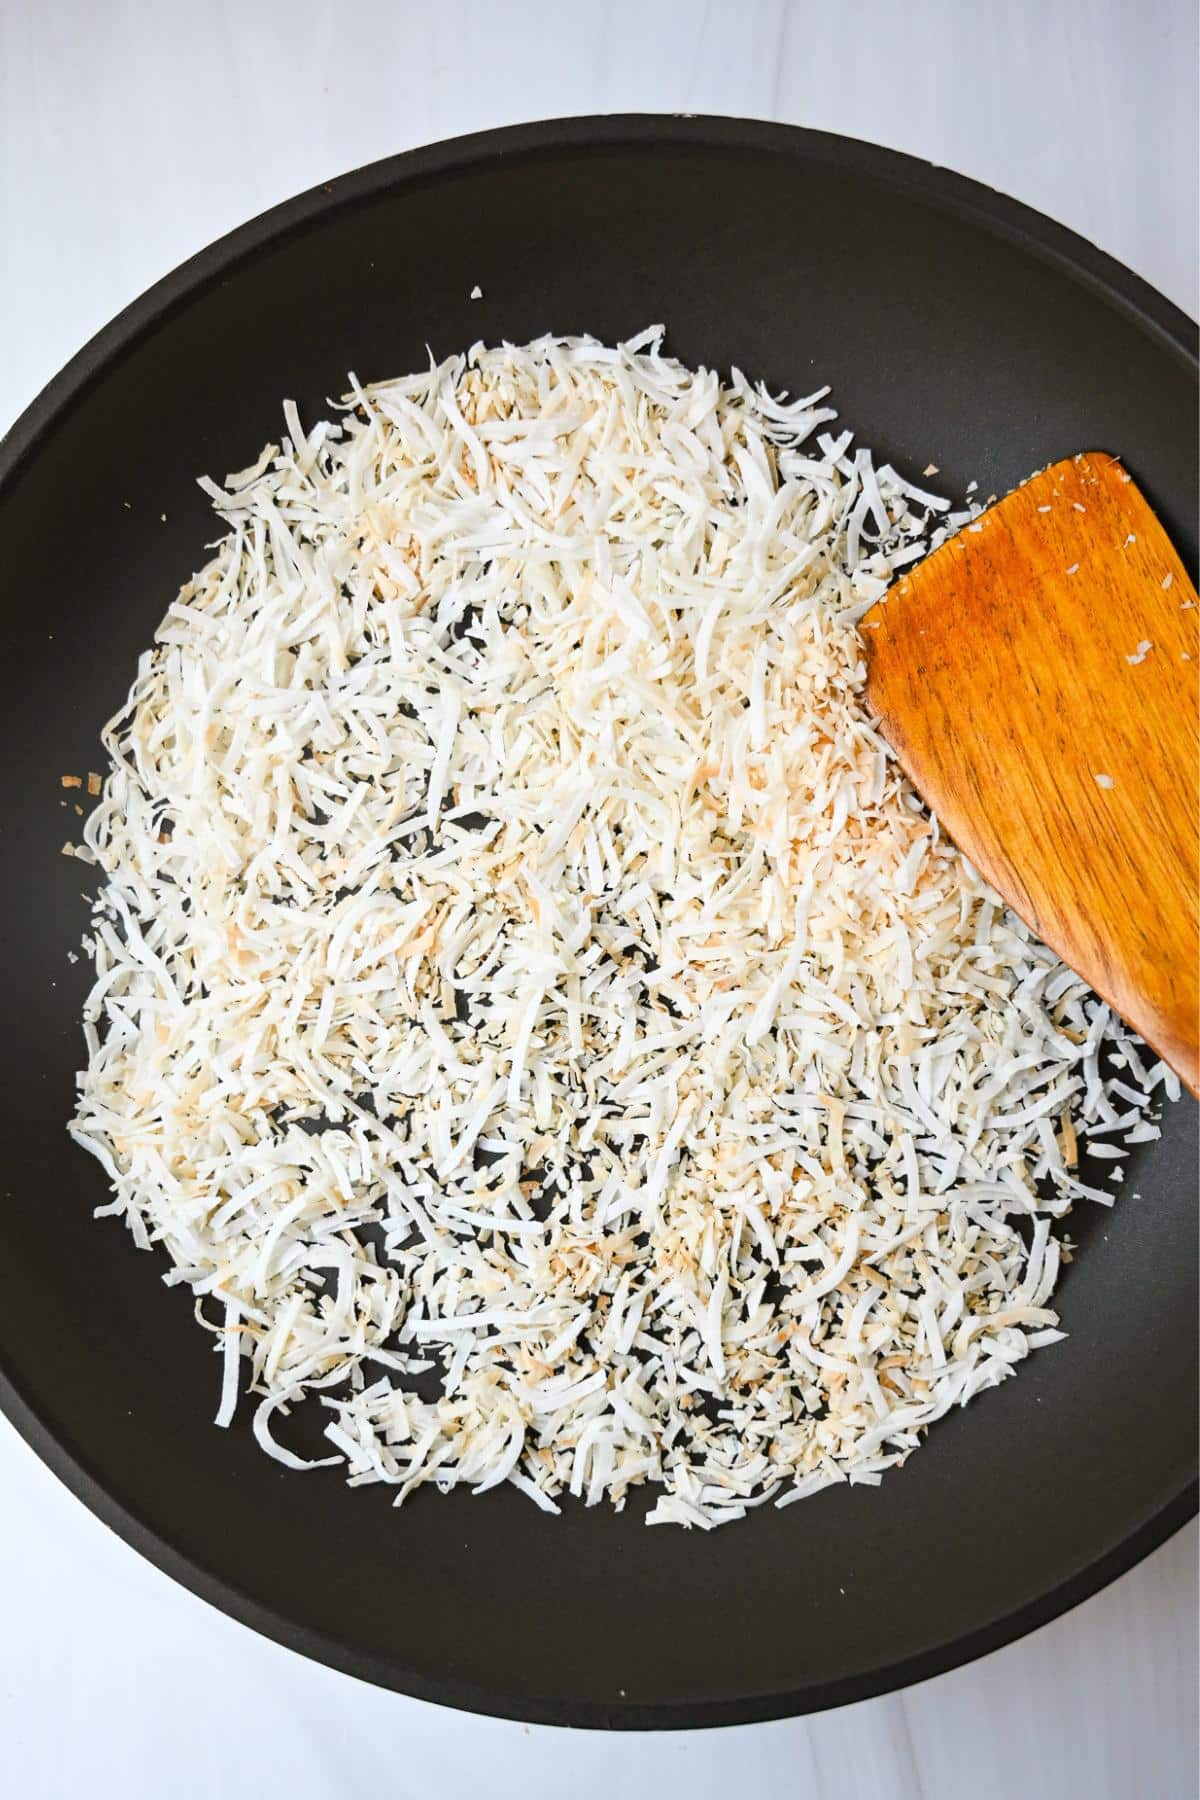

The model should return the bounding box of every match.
[862,452,1199,1094]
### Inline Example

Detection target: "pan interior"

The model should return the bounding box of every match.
[0,120,1195,1726]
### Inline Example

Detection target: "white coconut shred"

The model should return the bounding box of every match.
[70,328,1171,1527]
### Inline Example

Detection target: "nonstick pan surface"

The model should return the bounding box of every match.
[0,117,1195,1728]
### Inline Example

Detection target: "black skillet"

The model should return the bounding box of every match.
[0,117,1195,1729]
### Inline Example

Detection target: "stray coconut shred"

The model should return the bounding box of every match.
[70,329,1172,1527]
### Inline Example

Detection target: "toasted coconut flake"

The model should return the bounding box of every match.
[70,330,1169,1527]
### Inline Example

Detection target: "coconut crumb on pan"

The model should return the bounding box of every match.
[70,329,1172,1527]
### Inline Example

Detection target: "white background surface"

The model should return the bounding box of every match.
[1,3,1196,1795]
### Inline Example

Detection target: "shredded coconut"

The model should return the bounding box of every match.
[70,329,1169,1527]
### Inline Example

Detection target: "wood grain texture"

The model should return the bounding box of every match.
[864,454,1199,1091]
